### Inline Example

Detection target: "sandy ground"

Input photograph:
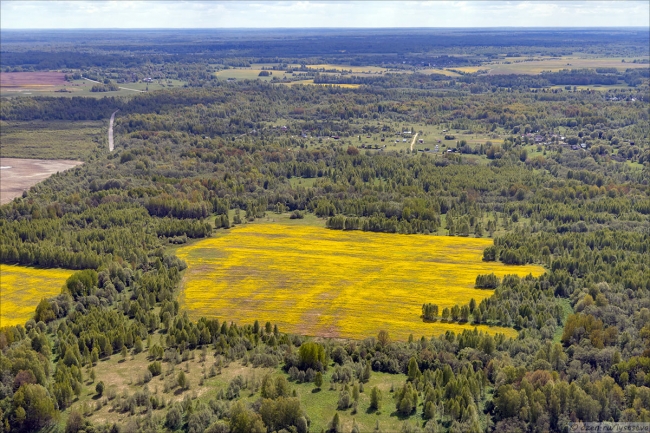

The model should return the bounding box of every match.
[0,158,83,204]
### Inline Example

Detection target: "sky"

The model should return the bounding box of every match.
[1,1,649,29]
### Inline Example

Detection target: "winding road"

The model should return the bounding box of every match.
[109,110,119,151]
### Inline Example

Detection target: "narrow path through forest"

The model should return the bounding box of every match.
[109,110,119,151]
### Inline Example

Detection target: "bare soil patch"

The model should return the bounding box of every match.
[0,72,67,87]
[0,158,82,204]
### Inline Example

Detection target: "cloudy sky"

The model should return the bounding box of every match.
[2,1,648,29]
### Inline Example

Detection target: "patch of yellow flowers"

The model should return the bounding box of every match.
[177,224,545,340]
[0,264,73,327]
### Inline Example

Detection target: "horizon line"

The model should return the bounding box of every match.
[3,26,649,30]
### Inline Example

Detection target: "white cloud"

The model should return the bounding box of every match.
[1,1,648,29]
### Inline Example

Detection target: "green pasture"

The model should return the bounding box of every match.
[481,55,649,75]
[0,78,187,99]
[0,120,105,160]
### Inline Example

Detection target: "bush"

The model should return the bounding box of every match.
[166,405,183,430]
[148,361,162,376]
[298,342,326,371]
[337,390,352,409]
[290,210,305,219]
[475,273,500,289]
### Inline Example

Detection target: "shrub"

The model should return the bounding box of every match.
[148,361,162,376]
[298,342,326,371]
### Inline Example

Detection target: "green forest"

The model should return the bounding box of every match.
[0,28,649,433]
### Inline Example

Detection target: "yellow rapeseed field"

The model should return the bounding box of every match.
[0,264,72,327]
[177,224,545,340]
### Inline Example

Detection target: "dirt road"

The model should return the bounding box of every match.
[109,110,119,151]
[410,133,419,152]
[83,77,143,92]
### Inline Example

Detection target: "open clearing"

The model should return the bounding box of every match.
[215,69,275,81]
[451,56,650,75]
[0,158,82,204]
[0,71,68,87]
[177,224,544,340]
[1,74,186,98]
[306,64,389,73]
[0,264,72,326]
[284,79,362,89]
[73,344,412,433]
[0,120,104,160]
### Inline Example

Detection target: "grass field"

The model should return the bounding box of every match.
[418,68,462,77]
[0,264,72,326]
[214,69,276,81]
[459,55,650,75]
[284,79,362,89]
[1,77,186,98]
[214,70,363,88]
[177,224,545,340]
[0,120,105,160]
[69,339,415,433]
[306,64,389,74]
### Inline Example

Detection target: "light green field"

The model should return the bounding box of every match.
[307,64,389,74]
[214,69,276,81]
[0,78,186,99]
[548,84,633,92]
[283,79,361,89]
[347,123,505,155]
[66,337,419,433]
[482,56,649,75]
[0,120,105,160]
[418,68,462,77]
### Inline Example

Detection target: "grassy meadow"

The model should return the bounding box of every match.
[452,55,650,75]
[0,120,105,160]
[69,337,414,433]
[306,64,389,74]
[177,224,545,341]
[1,78,186,99]
[214,69,276,81]
[0,264,72,326]
[283,79,362,89]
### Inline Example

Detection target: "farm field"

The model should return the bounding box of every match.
[0,264,72,326]
[0,120,105,160]
[284,79,361,89]
[214,69,276,81]
[0,71,68,88]
[0,73,186,98]
[306,64,389,73]
[177,224,545,341]
[472,55,649,75]
[418,68,462,77]
[0,158,83,204]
